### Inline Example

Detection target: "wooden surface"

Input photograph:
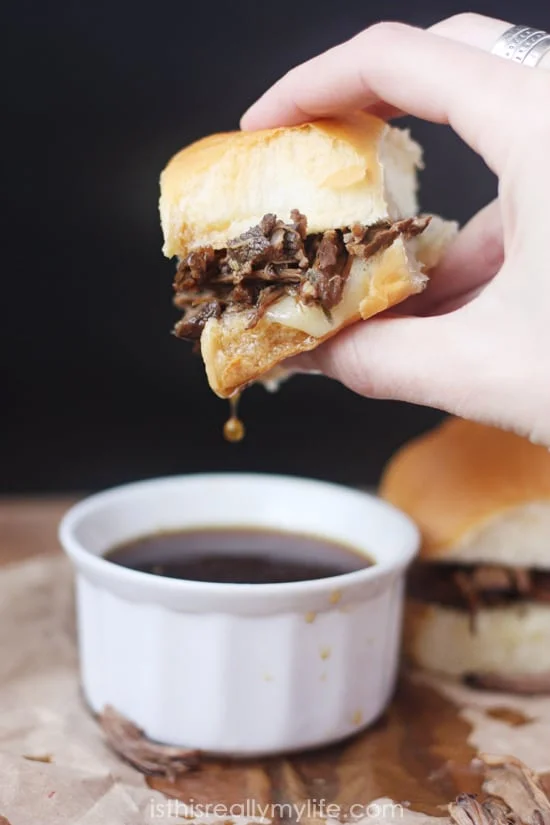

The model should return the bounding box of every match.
[0,496,76,565]
[0,497,519,817]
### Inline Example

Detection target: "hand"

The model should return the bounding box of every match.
[241,14,550,445]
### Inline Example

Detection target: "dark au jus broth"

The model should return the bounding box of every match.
[104,527,373,584]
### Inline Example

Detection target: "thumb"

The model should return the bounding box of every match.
[291,310,472,408]
[290,299,549,444]
[403,199,503,317]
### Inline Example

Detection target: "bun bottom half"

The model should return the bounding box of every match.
[405,600,550,687]
[201,236,425,398]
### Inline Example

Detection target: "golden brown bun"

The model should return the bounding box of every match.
[159,113,422,257]
[381,417,550,568]
[405,600,550,679]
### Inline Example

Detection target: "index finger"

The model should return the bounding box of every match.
[240,22,535,174]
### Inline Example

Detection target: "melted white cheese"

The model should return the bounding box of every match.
[264,241,423,338]
[263,256,365,337]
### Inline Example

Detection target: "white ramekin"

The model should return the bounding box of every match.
[59,473,419,756]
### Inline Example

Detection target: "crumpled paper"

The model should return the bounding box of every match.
[0,555,169,824]
[415,672,550,774]
[2,553,550,824]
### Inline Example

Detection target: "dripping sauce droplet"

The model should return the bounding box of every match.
[223,393,245,443]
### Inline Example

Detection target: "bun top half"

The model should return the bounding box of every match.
[380,417,550,569]
[159,112,423,258]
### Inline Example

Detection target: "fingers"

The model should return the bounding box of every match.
[317,15,550,125]
[288,299,547,444]
[430,12,510,48]
[403,200,504,316]
[361,14,517,122]
[430,13,550,70]
[241,22,533,174]
[289,311,469,410]
[424,285,485,316]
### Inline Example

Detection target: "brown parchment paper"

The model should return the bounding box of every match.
[0,556,170,824]
[2,554,550,824]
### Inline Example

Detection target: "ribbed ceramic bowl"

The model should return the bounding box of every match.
[59,473,419,756]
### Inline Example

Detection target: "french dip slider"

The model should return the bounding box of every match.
[381,417,550,694]
[159,112,456,397]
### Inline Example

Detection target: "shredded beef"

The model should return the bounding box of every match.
[228,282,255,306]
[344,216,429,259]
[174,246,220,291]
[291,208,307,239]
[173,300,222,341]
[449,794,500,825]
[224,212,309,274]
[409,563,550,618]
[99,705,199,779]
[246,285,287,329]
[299,230,347,311]
[482,755,550,822]
[226,223,273,271]
[172,211,430,342]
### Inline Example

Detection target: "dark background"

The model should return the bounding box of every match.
[4,0,549,494]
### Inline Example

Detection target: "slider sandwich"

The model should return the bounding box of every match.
[159,112,457,397]
[381,417,550,694]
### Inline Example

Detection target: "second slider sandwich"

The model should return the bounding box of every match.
[381,417,550,694]
[159,112,456,397]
